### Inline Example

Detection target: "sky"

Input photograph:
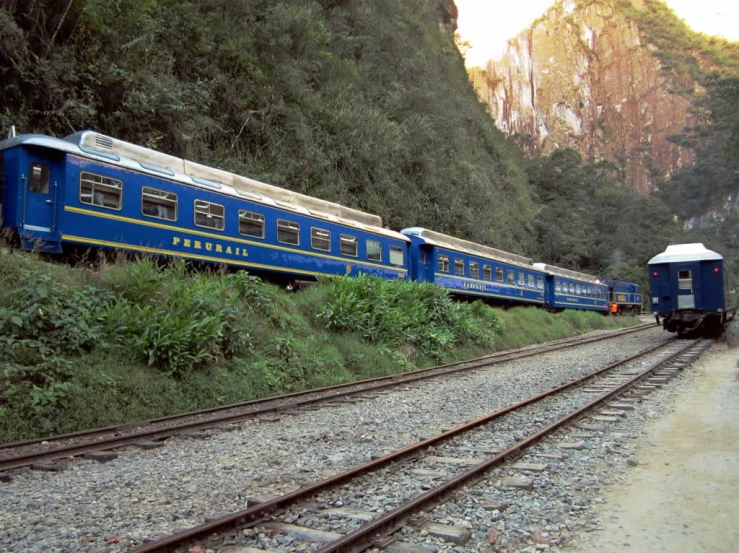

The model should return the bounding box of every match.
[456,0,739,67]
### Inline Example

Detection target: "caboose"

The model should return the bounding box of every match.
[649,243,737,336]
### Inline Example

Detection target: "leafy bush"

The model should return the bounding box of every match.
[316,275,502,357]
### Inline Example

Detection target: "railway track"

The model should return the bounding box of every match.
[0,323,654,474]
[128,335,708,553]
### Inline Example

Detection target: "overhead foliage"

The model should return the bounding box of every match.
[0,0,536,252]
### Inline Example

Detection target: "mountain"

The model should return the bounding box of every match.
[467,0,736,195]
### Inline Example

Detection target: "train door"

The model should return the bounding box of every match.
[19,153,61,251]
[674,265,697,309]
[418,244,434,283]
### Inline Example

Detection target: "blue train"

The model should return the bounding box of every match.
[603,279,643,315]
[0,128,631,314]
[649,243,737,336]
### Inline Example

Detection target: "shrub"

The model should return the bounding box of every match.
[315,275,501,357]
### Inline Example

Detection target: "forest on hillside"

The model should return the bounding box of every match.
[0,0,736,289]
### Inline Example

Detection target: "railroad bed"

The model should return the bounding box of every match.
[0,326,696,552]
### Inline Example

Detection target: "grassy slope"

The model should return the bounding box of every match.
[0,249,638,442]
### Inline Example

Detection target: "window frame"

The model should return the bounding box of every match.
[366,239,382,262]
[310,227,331,252]
[340,234,358,257]
[193,199,225,231]
[507,270,515,284]
[277,219,300,245]
[389,245,404,266]
[496,268,504,282]
[470,261,480,278]
[238,210,265,238]
[438,254,450,272]
[454,258,465,276]
[141,186,177,222]
[29,163,50,194]
[80,171,123,211]
[484,265,492,281]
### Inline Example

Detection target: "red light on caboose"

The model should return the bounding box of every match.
[652,272,658,277]
[714,267,720,273]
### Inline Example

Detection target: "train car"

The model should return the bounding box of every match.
[0,130,410,282]
[401,227,547,306]
[603,279,642,315]
[648,243,737,336]
[533,263,609,313]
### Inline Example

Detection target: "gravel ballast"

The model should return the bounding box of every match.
[0,327,675,552]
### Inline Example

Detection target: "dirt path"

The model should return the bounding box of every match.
[568,339,739,552]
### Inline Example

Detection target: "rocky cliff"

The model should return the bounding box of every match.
[468,0,700,194]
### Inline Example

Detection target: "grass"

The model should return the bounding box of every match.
[0,249,640,442]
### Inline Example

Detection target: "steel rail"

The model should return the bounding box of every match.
[131,335,690,553]
[0,323,654,472]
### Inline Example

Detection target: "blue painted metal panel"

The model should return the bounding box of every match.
[58,156,408,280]
[550,276,609,312]
[423,245,546,305]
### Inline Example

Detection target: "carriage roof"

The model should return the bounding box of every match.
[532,263,603,285]
[648,243,723,264]
[401,227,534,268]
[0,131,408,242]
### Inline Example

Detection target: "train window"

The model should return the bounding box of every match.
[194,200,224,230]
[29,163,50,194]
[239,210,265,238]
[517,272,524,286]
[678,270,692,290]
[556,281,561,293]
[142,187,177,221]
[80,172,122,210]
[569,283,574,294]
[507,270,515,284]
[311,228,331,251]
[528,274,535,288]
[438,255,449,272]
[470,261,480,278]
[454,259,465,276]
[389,245,404,266]
[537,277,544,290]
[484,265,492,281]
[366,239,382,262]
[576,285,581,295]
[496,268,504,282]
[277,219,300,245]
[340,234,358,257]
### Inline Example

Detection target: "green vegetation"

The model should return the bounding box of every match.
[0,250,636,442]
[0,0,535,252]
[524,149,681,292]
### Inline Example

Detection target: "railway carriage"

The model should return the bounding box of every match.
[0,127,632,317]
[533,263,609,313]
[0,131,410,282]
[649,243,737,336]
[603,279,642,315]
[401,227,547,306]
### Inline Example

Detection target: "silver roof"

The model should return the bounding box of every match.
[648,243,723,264]
[401,227,535,268]
[0,131,408,242]
[532,263,602,285]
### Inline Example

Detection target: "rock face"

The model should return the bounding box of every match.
[468,0,697,194]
